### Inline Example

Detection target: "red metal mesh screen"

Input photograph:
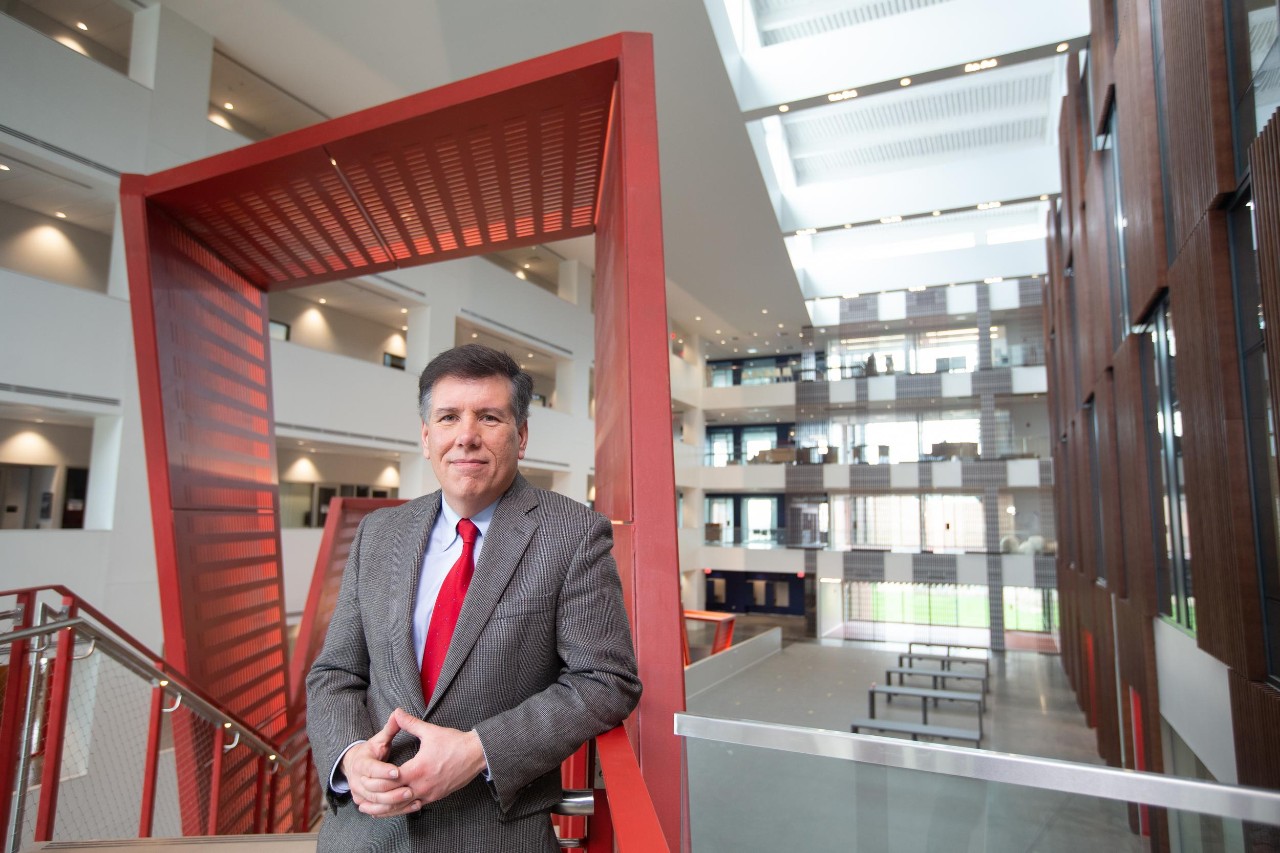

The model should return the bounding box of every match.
[150,65,615,291]
[123,34,682,844]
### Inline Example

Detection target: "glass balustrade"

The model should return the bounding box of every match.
[678,714,1280,853]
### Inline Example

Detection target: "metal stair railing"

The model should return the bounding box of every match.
[0,586,321,850]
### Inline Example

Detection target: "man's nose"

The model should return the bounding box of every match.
[455,419,481,445]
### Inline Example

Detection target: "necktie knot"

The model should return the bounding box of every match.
[457,517,479,545]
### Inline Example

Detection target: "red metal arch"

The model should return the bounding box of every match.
[120,33,684,846]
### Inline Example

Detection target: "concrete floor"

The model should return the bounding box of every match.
[685,613,1149,852]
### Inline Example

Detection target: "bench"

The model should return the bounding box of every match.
[868,684,985,739]
[909,641,990,657]
[885,665,988,694]
[897,651,990,678]
[850,717,981,746]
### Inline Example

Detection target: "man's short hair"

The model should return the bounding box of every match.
[417,344,534,426]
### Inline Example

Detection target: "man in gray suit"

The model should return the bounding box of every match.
[306,344,642,851]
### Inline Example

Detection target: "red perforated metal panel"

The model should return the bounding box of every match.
[121,33,683,843]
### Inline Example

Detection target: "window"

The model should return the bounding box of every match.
[1099,109,1131,349]
[1225,0,1280,176]
[1141,301,1194,630]
[1229,191,1280,682]
[269,320,290,341]
[383,352,406,370]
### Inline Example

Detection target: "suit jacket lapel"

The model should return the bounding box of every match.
[426,476,538,714]
[386,493,439,715]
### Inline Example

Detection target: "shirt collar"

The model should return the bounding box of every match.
[439,495,498,542]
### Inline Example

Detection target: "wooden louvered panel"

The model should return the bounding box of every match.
[1168,213,1267,678]
[1113,0,1168,323]
[1230,671,1280,788]
[1093,369,1128,599]
[1153,0,1236,253]
[1112,333,1159,617]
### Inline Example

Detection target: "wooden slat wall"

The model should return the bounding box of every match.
[1095,369,1128,598]
[1230,671,1280,788]
[1112,334,1159,617]
[1047,0,1280,797]
[1168,212,1267,678]
[1153,0,1236,251]
[1113,0,1167,322]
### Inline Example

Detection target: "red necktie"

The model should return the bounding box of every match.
[421,518,479,703]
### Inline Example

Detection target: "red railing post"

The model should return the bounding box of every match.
[33,596,79,842]
[250,755,267,833]
[207,726,226,835]
[0,591,35,844]
[137,676,166,837]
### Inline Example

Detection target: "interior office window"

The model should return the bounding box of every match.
[1226,0,1280,176]
[1141,301,1194,629]
[1099,109,1131,350]
[706,428,735,466]
[922,494,985,552]
[1230,191,1280,681]
[383,353,406,370]
[1087,400,1109,584]
[269,320,290,341]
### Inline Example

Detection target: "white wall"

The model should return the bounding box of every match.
[0,202,112,293]
[269,291,407,366]
[1154,618,1238,784]
[0,271,129,402]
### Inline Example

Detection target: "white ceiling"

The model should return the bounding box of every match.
[3,0,1092,361]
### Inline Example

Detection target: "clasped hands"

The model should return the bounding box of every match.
[341,707,487,817]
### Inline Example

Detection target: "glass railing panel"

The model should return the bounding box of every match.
[679,715,1280,853]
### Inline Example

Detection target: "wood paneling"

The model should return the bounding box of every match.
[1095,370,1129,598]
[1230,672,1280,787]
[1088,0,1119,137]
[1251,103,1280,570]
[1168,212,1267,678]
[1152,0,1236,253]
[1112,333,1160,616]
[1114,0,1168,323]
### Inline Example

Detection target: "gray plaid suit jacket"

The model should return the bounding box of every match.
[306,475,642,851]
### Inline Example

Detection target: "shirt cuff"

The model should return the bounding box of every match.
[329,740,366,795]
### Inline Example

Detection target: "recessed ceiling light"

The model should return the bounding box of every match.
[0,164,10,171]
[1039,194,1049,201]
[400,307,408,314]
[401,325,408,331]
[761,308,768,314]
[309,448,316,454]
[695,316,702,321]
[899,77,912,86]
[880,215,902,224]
[318,297,326,304]
[515,270,527,280]
[1056,42,1069,53]
[778,104,790,113]
[720,340,726,345]
[35,418,45,424]
[844,223,852,228]
[223,102,234,111]
[752,332,759,337]
[471,332,478,338]
[733,348,739,353]
[54,211,67,219]
[527,353,534,359]
[76,21,87,30]
[777,323,784,328]
[715,329,721,334]
[523,262,532,269]
[932,210,941,216]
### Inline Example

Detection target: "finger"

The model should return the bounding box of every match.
[353,780,415,805]
[359,798,422,818]
[367,711,403,749]
[392,707,436,738]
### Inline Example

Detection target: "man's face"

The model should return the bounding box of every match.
[421,374,528,516]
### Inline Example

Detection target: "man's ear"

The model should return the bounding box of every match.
[517,421,528,459]
[420,421,431,458]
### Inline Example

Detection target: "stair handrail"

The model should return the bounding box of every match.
[0,587,295,759]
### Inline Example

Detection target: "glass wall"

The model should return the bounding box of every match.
[1226,0,1280,175]
[1142,301,1195,631]
[830,494,986,552]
